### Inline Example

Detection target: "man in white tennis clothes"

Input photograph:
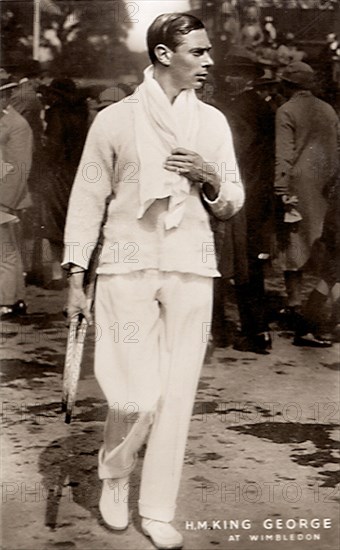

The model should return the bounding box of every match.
[63,13,244,550]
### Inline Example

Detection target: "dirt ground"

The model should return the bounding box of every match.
[1,271,339,550]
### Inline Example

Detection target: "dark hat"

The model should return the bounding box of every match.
[281,62,314,88]
[252,76,279,88]
[49,78,77,97]
[225,46,258,66]
[224,46,265,76]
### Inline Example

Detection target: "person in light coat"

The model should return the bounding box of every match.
[274,61,339,322]
[0,81,33,316]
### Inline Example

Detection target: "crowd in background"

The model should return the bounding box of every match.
[0,13,339,353]
[210,2,340,107]
[246,0,337,7]
[210,50,339,354]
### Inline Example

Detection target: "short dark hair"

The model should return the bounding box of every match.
[147,13,205,64]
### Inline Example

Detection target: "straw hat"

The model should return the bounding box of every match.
[0,81,18,92]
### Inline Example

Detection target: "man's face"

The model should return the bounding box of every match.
[168,29,214,90]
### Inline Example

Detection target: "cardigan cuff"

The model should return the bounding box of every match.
[203,179,244,220]
[62,241,92,271]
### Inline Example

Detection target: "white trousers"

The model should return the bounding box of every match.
[94,270,212,522]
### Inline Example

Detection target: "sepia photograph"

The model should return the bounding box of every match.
[1,1,339,549]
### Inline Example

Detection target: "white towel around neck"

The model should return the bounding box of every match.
[133,65,200,230]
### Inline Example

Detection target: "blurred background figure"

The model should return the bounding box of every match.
[9,59,44,142]
[40,78,88,289]
[240,4,264,50]
[81,85,103,127]
[220,1,241,48]
[317,33,340,107]
[86,84,131,126]
[323,33,340,57]
[276,33,306,66]
[212,47,275,354]
[274,62,339,328]
[263,16,277,47]
[294,173,340,347]
[252,75,284,111]
[9,59,45,284]
[95,85,128,112]
[0,81,33,318]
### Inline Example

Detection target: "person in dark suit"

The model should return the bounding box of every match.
[212,47,276,353]
[41,78,88,288]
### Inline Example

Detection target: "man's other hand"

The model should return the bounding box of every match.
[65,272,92,324]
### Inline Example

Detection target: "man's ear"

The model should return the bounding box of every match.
[154,44,173,66]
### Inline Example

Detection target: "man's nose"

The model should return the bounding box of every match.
[202,52,214,67]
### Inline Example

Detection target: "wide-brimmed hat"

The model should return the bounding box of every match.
[96,86,127,110]
[281,61,314,88]
[0,81,18,92]
[224,47,265,76]
[252,76,279,88]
